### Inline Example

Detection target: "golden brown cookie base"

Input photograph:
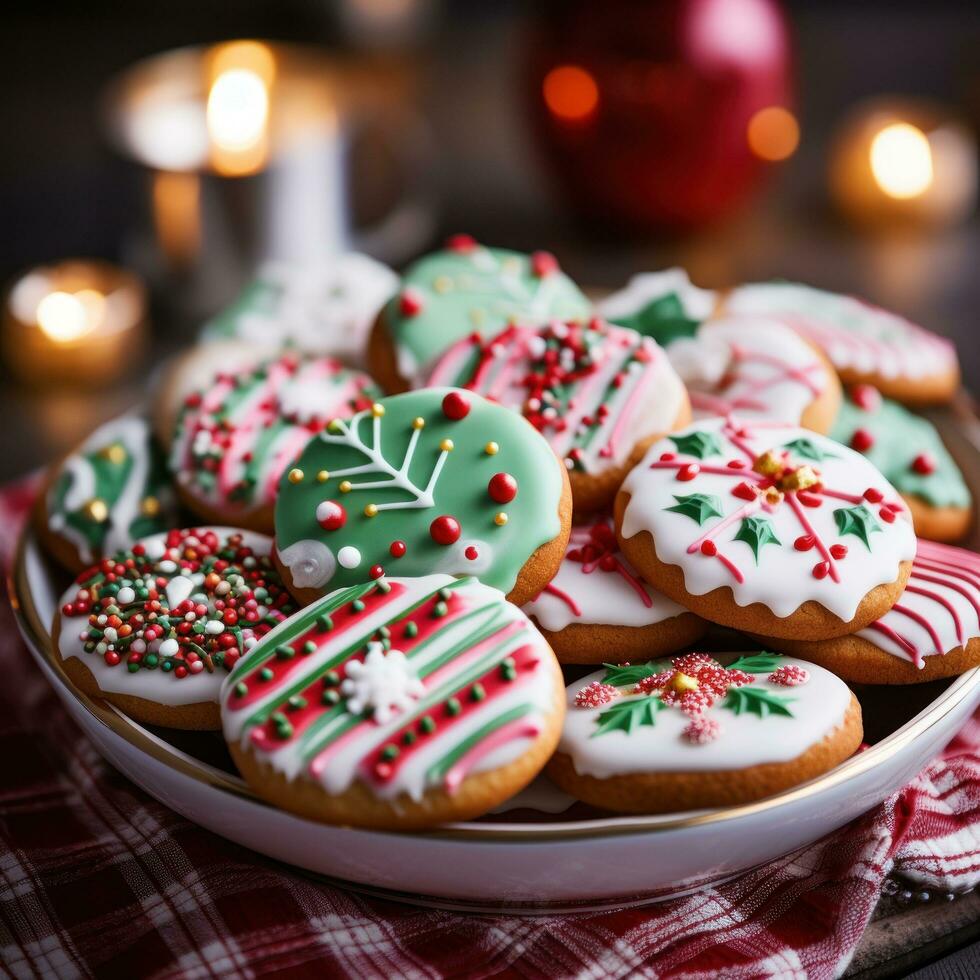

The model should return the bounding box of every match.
[836,365,959,408]
[547,694,863,813]
[797,341,843,436]
[614,491,913,640]
[367,313,411,394]
[33,473,89,576]
[903,495,972,544]
[228,658,567,830]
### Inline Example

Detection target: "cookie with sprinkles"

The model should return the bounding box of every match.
[548,652,862,813]
[166,352,381,533]
[367,236,590,391]
[721,281,959,405]
[273,387,571,606]
[427,318,691,513]
[665,316,841,434]
[52,527,298,730]
[35,414,180,574]
[523,517,707,664]
[221,574,565,829]
[615,417,917,639]
[765,540,980,683]
[830,385,971,542]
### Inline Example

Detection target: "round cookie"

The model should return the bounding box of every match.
[666,316,841,434]
[427,318,691,513]
[201,253,398,367]
[615,417,917,639]
[221,574,566,829]
[548,652,863,814]
[597,268,718,345]
[273,387,572,606]
[168,352,381,533]
[523,516,707,664]
[35,414,179,574]
[368,236,590,391]
[721,281,959,405]
[830,384,971,542]
[764,540,980,683]
[53,527,298,730]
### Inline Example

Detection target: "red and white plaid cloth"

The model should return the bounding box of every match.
[1,476,977,980]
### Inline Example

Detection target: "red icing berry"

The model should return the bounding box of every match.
[464,545,479,560]
[830,544,848,559]
[530,250,558,277]
[700,540,718,556]
[794,534,815,551]
[863,487,884,503]
[677,463,700,481]
[911,453,936,475]
[389,540,407,558]
[659,452,676,462]
[488,472,518,503]
[441,391,471,420]
[850,428,874,452]
[732,482,757,501]
[769,664,810,687]
[399,288,424,317]
[430,515,461,545]
[879,507,896,523]
[813,561,830,579]
[316,500,346,531]
[797,491,822,508]
[446,233,477,253]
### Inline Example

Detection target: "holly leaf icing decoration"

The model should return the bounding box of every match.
[783,437,836,463]
[733,516,781,563]
[592,695,664,737]
[665,493,723,526]
[725,653,784,673]
[670,430,724,459]
[600,662,660,687]
[723,687,795,718]
[833,504,882,549]
[611,293,701,346]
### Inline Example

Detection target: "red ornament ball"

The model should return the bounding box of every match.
[316,500,346,531]
[442,391,471,420]
[389,540,407,558]
[487,472,518,503]
[430,515,461,545]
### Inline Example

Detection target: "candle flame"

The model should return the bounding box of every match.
[870,123,933,199]
[35,291,101,343]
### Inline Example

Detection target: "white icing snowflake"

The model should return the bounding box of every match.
[341,642,424,724]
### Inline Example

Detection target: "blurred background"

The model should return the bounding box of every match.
[1,0,979,479]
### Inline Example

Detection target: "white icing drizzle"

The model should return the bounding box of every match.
[620,417,917,621]
[597,269,717,324]
[560,656,852,776]
[277,539,336,588]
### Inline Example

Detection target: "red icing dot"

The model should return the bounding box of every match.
[677,463,700,481]
[399,288,424,317]
[488,472,518,503]
[700,540,717,556]
[530,250,559,277]
[794,534,815,551]
[446,233,478,253]
[813,561,830,579]
[389,540,407,558]
[879,507,896,523]
[464,545,479,561]
[911,453,936,475]
[732,482,757,501]
[727,459,747,469]
[430,515,461,545]
[370,565,385,579]
[850,428,874,452]
[316,500,347,531]
[797,491,822,508]
[863,487,884,503]
[659,452,676,462]
[442,391,471,420]
[104,651,120,666]
[830,544,848,559]
[851,384,881,412]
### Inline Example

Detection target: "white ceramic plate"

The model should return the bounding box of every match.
[11,527,980,912]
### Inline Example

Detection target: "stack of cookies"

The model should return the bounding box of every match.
[37,240,978,829]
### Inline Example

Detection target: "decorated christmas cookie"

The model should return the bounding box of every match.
[273,387,571,605]
[548,652,862,813]
[427,318,690,512]
[666,316,841,434]
[722,281,959,405]
[767,540,980,684]
[52,528,297,730]
[615,417,917,639]
[830,385,971,542]
[201,254,398,366]
[523,517,706,663]
[597,268,717,345]
[36,415,179,574]
[221,574,565,829]
[367,236,590,390]
[167,353,381,533]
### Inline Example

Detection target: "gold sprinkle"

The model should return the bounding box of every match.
[670,672,699,693]
[328,419,343,433]
[371,403,386,418]
[364,504,378,518]
[100,443,126,465]
[779,465,819,492]
[85,498,109,522]
[287,468,304,484]
[140,496,160,518]
[484,441,499,456]
[439,439,454,452]
[339,480,352,493]
[316,470,330,483]
[412,417,426,430]
[752,450,783,477]
[433,275,453,294]
[494,512,508,526]
[763,487,785,506]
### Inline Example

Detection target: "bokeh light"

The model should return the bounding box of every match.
[747,106,799,161]
[870,122,933,199]
[543,65,599,122]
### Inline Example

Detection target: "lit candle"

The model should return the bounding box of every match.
[2,260,147,385]
[830,100,977,228]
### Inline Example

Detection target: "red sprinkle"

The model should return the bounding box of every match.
[677,463,700,482]
[446,233,477,253]
[530,250,558,277]
[369,565,385,579]
[464,545,479,561]
[488,472,518,503]
[794,535,815,551]
[441,391,471,420]
[863,487,884,503]
[813,561,831,579]
[850,428,874,452]
[389,540,407,558]
[399,288,424,317]
[700,540,718,556]
[732,482,757,501]
[316,500,347,531]
[430,515,461,545]
[830,544,848,559]
[911,452,936,475]
[879,507,896,523]
[851,384,882,412]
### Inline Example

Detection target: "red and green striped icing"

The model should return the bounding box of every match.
[221,574,559,801]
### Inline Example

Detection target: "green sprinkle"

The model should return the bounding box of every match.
[272,714,293,739]
[276,645,295,660]
[260,667,274,681]
[127,662,140,673]
[378,625,390,638]
[419,715,436,734]
[287,695,307,711]
[143,653,159,669]
[322,688,340,705]
[404,622,419,638]
[324,670,340,686]
[438,587,452,601]
[161,660,174,672]
[234,682,248,697]
[470,683,486,702]
[303,640,317,654]
[315,615,333,632]
[351,599,365,613]
[446,697,461,716]
[381,744,399,761]
[500,658,517,682]
[402,730,417,745]
[432,601,448,618]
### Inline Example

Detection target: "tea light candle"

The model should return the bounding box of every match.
[829,100,977,229]
[2,260,147,385]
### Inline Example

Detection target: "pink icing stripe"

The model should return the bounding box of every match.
[688,499,760,554]
[648,461,762,481]
[867,621,920,665]
[598,345,660,460]
[690,391,765,415]
[819,488,873,506]
[915,559,980,592]
[906,575,970,648]
[903,585,964,650]
[715,551,745,584]
[441,718,542,794]
[612,559,654,608]
[542,583,582,617]
[742,351,824,397]
[786,492,841,583]
[888,602,945,659]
